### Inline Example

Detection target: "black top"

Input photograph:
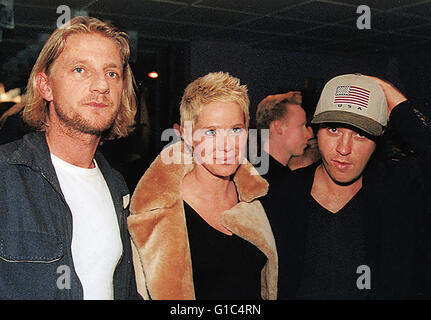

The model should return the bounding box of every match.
[184,202,267,300]
[296,190,369,300]
[254,151,291,186]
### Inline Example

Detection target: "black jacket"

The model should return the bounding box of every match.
[262,101,431,299]
[0,131,139,299]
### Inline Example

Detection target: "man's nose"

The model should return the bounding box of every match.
[90,72,110,94]
[336,133,352,156]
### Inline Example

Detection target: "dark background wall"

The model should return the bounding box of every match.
[189,40,396,119]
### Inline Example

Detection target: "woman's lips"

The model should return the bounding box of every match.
[214,156,236,164]
[215,159,236,164]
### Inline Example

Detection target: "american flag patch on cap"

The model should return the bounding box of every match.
[334,85,370,108]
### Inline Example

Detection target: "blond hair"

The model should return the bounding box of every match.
[22,16,136,140]
[179,72,249,129]
[255,91,302,130]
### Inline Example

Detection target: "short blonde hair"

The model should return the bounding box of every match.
[255,91,302,130]
[179,72,249,129]
[22,16,137,140]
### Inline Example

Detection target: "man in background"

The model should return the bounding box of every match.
[255,91,315,184]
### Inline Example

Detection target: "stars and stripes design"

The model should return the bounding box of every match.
[334,85,370,108]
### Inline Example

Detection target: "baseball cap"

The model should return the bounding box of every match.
[311,74,388,136]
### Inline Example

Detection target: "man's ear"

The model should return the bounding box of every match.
[270,120,283,135]
[36,72,53,102]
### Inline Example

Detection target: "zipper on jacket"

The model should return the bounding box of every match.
[40,170,84,300]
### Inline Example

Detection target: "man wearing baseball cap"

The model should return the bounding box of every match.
[263,73,431,299]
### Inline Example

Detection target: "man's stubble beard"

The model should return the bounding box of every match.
[52,99,120,136]
[320,161,363,187]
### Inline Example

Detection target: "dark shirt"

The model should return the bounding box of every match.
[255,151,291,186]
[184,202,267,300]
[296,190,369,300]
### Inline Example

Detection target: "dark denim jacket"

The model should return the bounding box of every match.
[0,131,138,299]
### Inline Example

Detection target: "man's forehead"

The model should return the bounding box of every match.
[55,32,122,65]
[318,123,372,137]
[284,103,305,116]
[63,57,122,69]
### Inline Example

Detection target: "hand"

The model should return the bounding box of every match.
[366,76,407,116]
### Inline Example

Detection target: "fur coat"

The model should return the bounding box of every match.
[127,141,278,300]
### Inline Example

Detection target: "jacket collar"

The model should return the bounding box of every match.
[7,131,52,169]
[5,131,128,204]
[130,141,269,214]
[5,131,64,196]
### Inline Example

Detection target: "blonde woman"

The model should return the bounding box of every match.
[128,72,277,300]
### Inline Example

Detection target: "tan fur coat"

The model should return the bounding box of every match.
[127,141,278,300]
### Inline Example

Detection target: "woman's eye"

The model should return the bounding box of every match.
[204,129,216,136]
[231,127,243,134]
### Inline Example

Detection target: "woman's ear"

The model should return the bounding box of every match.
[36,72,53,102]
[181,121,194,147]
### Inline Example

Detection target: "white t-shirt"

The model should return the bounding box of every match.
[51,153,123,300]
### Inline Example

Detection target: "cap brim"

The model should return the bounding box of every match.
[311,110,383,136]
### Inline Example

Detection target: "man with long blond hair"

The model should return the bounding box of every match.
[0,16,139,299]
